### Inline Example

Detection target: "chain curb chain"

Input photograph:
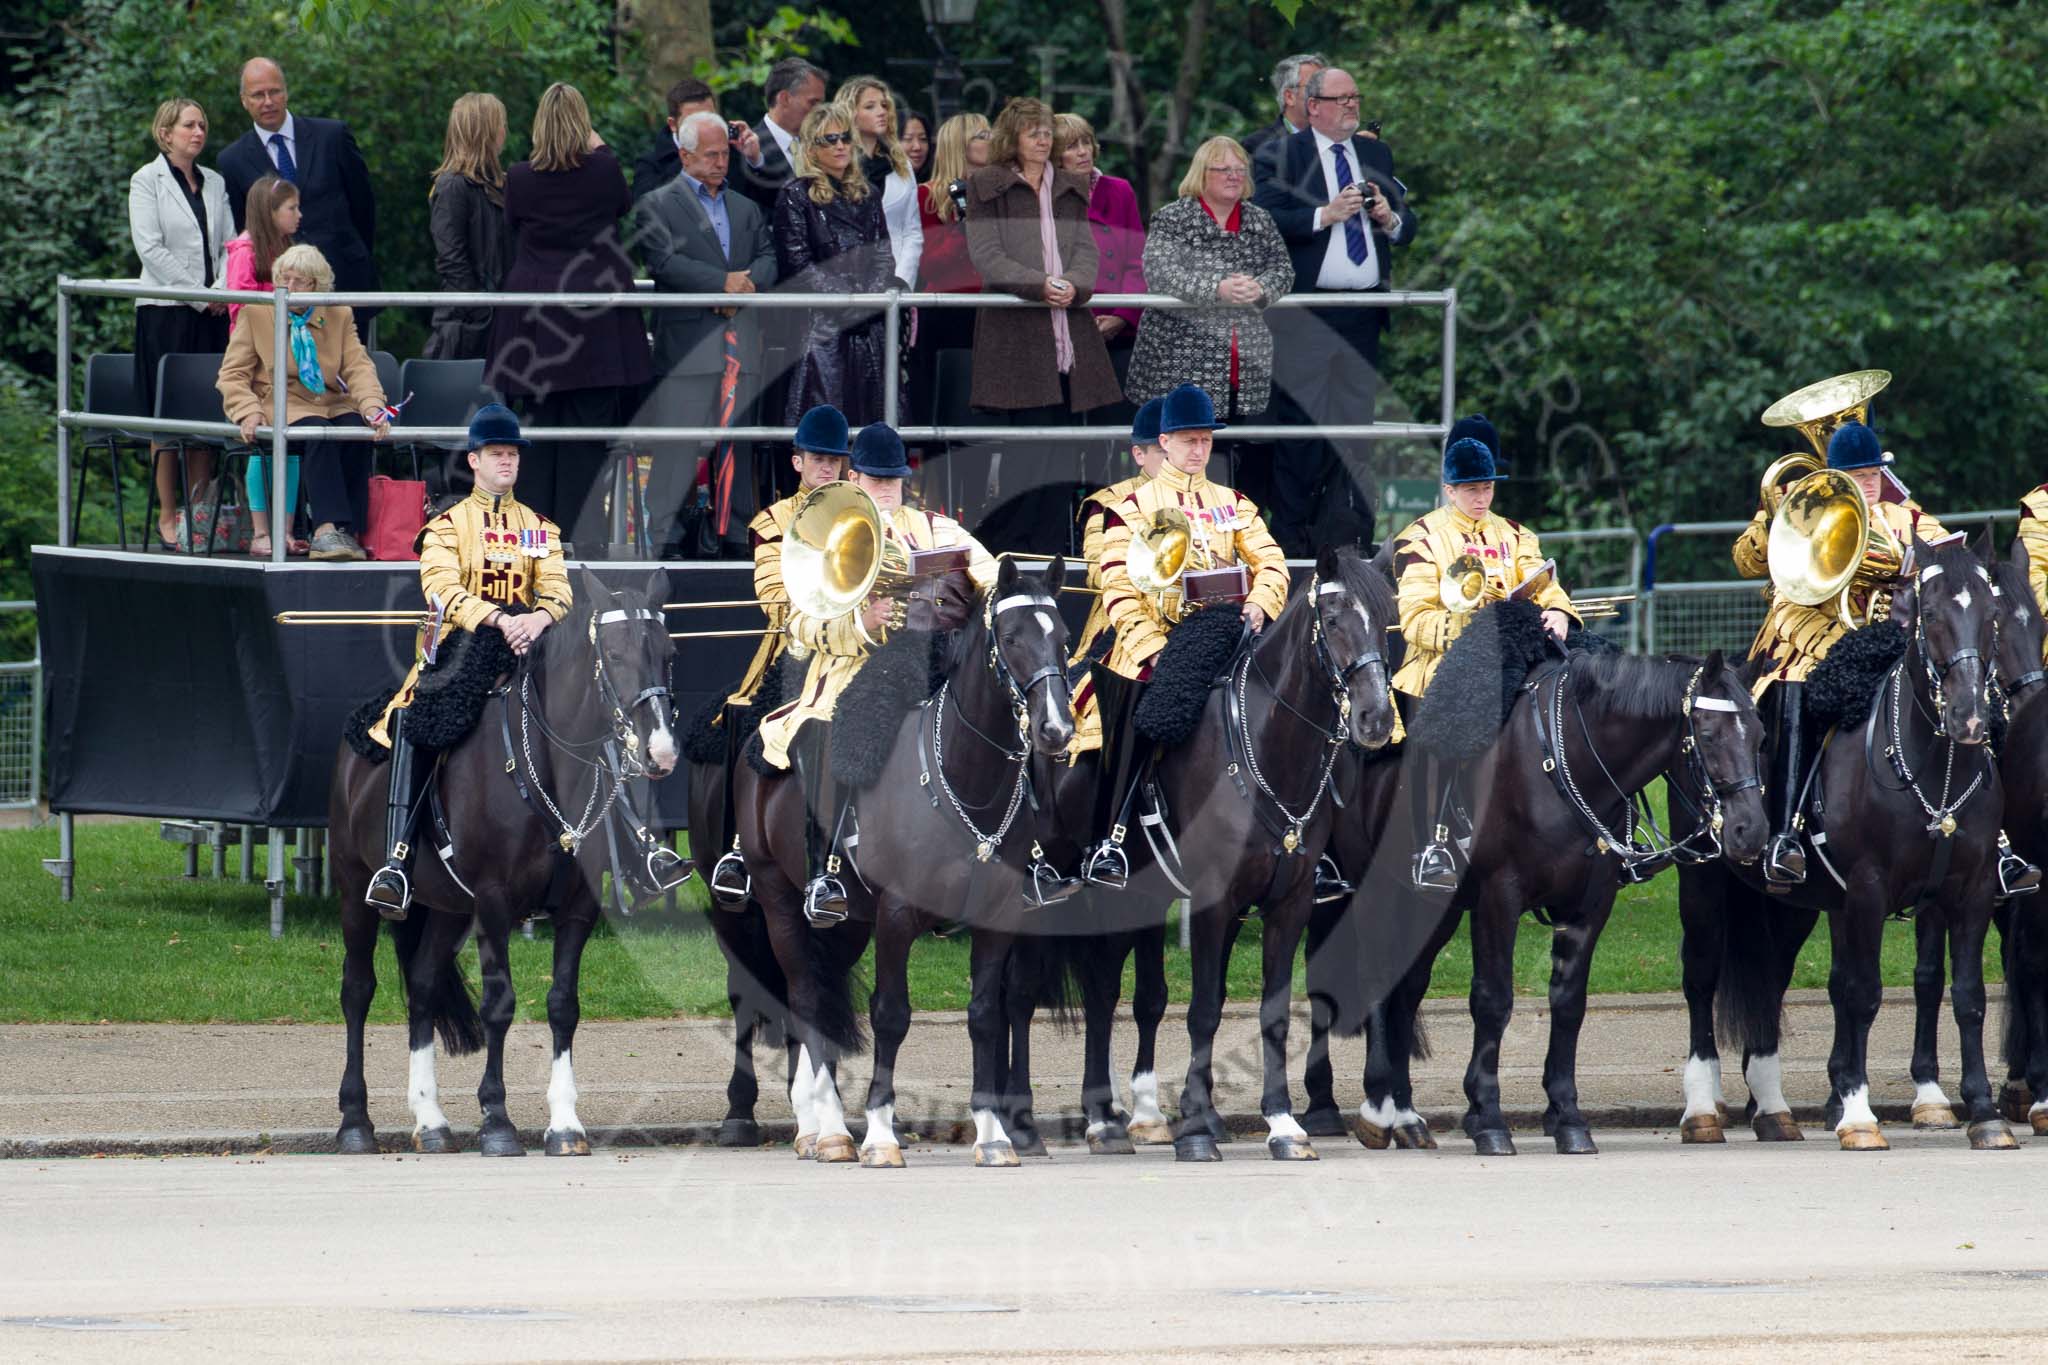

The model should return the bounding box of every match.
[1886,661,1983,837]
[931,681,1029,862]
[1234,652,1341,852]
[1546,665,1724,870]
[521,673,623,853]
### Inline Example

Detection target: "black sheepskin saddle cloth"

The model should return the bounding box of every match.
[1805,621,1909,732]
[343,626,519,764]
[1408,599,1557,761]
[829,629,952,789]
[680,648,797,766]
[1135,606,1248,746]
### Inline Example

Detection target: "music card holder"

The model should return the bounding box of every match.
[909,546,973,578]
[1183,564,1250,607]
[1508,558,1557,603]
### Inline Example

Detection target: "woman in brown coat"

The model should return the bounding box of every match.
[961,97,1120,551]
[216,244,390,561]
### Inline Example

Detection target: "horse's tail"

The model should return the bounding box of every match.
[718,909,790,1051]
[1999,902,2029,1070]
[1010,933,1085,1031]
[801,923,869,1058]
[388,912,486,1057]
[1713,883,1784,1055]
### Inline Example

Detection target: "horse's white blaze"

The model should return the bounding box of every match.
[1681,1054,1719,1120]
[1745,1052,1791,1116]
[1913,1079,1951,1111]
[1129,1070,1165,1127]
[546,1050,583,1135]
[408,1045,449,1134]
[789,1044,819,1141]
[811,1059,852,1140]
[1034,609,1057,637]
[972,1108,1011,1147]
[647,715,678,773]
[862,1102,899,1152]
[1265,1112,1308,1142]
[1954,587,1973,612]
[1836,1083,1878,1131]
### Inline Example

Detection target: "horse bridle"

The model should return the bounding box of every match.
[1911,561,1995,736]
[589,606,673,777]
[1310,575,1386,734]
[1660,669,1764,864]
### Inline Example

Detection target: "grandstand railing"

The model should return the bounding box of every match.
[54,277,1459,563]
[1642,510,2019,658]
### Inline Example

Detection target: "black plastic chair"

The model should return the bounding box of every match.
[369,349,402,405]
[76,353,155,549]
[153,352,238,555]
[397,357,495,499]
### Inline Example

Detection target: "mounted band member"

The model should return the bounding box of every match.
[1736,418,2036,895]
[754,422,997,923]
[364,405,574,918]
[1081,383,1288,888]
[707,405,850,901]
[2019,481,2048,624]
[1392,416,1580,889]
[1069,395,1164,751]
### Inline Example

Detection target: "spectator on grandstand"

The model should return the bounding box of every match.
[900,109,933,180]
[637,110,779,558]
[423,92,512,361]
[130,96,231,551]
[216,244,390,563]
[1053,113,1145,361]
[1242,52,1327,167]
[961,97,1120,551]
[224,173,304,555]
[631,77,764,202]
[772,103,896,428]
[1125,137,1292,426]
[835,76,923,287]
[910,113,989,446]
[484,82,653,549]
[737,57,829,214]
[219,57,379,338]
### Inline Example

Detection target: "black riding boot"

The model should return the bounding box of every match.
[1410,752,1459,892]
[1764,682,1808,886]
[793,724,848,926]
[365,711,427,920]
[1082,668,1144,889]
[1313,853,1354,905]
[1999,831,2041,897]
[708,710,751,906]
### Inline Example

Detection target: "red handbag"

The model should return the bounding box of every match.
[364,473,428,561]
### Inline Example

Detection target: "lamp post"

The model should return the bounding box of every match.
[921,0,978,121]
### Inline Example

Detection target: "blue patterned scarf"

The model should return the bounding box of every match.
[286,307,325,394]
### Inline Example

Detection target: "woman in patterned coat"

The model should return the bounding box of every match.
[1124,136,1294,420]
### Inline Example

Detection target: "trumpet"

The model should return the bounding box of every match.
[275,610,427,626]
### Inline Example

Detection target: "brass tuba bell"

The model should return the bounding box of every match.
[779,482,910,625]
[1757,370,1904,628]
[1127,506,1200,621]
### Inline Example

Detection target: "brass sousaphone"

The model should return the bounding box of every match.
[1758,369,1905,628]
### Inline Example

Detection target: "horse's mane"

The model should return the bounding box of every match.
[1566,651,1709,721]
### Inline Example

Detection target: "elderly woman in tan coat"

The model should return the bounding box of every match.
[216,243,390,560]
[961,96,1122,550]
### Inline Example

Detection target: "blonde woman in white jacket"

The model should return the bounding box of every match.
[130,97,232,548]
[835,76,923,287]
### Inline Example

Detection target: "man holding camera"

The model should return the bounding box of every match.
[1252,65,1417,556]
[632,77,765,202]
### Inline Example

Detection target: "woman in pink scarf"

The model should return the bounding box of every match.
[1053,113,1146,357]
[962,97,1121,552]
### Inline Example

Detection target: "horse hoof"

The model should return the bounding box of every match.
[1174,1135,1222,1163]
[813,1134,858,1164]
[1752,1112,1804,1142]
[1087,1129,1136,1156]
[1553,1124,1599,1156]
[1911,1102,1961,1131]
[1470,1129,1516,1157]
[717,1118,762,1148]
[477,1126,525,1158]
[1267,1135,1319,1161]
[2000,1080,2033,1125]
[336,1125,378,1155]
[2033,1110,2048,1138]
[1837,1122,1889,1152]
[1009,1131,1049,1159]
[860,1143,906,1169]
[412,1125,458,1155]
[1356,1118,1392,1150]
[1392,1121,1437,1151]
[1717,1101,1732,1123]
[793,1134,818,1160]
[1967,1119,2018,1151]
[1127,1119,1174,1145]
[1680,1114,1726,1144]
[973,1141,1020,1168]
[1301,1106,1348,1138]
[542,1128,591,1157]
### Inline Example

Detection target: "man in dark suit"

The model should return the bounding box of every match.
[733,57,827,216]
[1252,64,1416,554]
[218,57,378,336]
[631,77,767,203]
[1242,52,1326,166]
[637,111,780,558]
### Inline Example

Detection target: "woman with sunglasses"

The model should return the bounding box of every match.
[772,104,897,428]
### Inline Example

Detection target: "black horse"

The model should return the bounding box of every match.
[1307,643,1767,1155]
[731,556,1076,1166]
[329,571,679,1155]
[1042,546,1399,1162]
[1674,538,2015,1151]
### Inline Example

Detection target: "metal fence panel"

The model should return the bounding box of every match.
[0,602,40,810]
